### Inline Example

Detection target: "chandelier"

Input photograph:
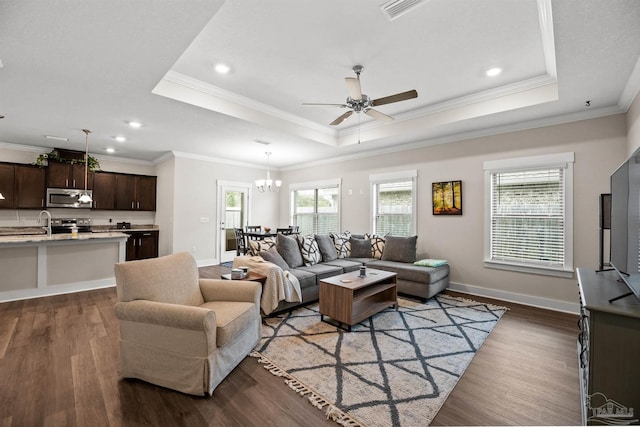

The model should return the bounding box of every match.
[78,129,93,204]
[255,152,281,193]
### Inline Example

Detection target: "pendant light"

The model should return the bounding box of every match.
[255,152,281,193]
[78,129,93,204]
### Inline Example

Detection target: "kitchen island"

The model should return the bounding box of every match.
[0,232,129,302]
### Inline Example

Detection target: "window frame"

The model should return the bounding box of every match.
[289,179,341,235]
[483,152,574,278]
[370,170,417,236]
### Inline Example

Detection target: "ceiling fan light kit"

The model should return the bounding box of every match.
[303,65,418,126]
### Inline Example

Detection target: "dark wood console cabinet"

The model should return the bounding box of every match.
[577,268,640,425]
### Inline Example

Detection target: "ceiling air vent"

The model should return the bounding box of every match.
[380,0,426,21]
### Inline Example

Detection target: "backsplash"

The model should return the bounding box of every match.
[0,209,155,228]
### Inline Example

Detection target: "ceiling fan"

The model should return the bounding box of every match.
[303,65,418,126]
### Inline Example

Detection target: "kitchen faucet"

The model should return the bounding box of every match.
[38,210,52,237]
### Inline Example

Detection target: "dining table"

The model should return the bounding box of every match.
[244,231,277,241]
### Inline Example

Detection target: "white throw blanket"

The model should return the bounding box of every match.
[233,256,302,315]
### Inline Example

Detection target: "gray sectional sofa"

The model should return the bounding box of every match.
[251,231,449,314]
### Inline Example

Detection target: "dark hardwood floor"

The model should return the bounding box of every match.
[0,265,582,426]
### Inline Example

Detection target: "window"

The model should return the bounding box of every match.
[291,179,340,235]
[484,153,574,277]
[371,170,417,236]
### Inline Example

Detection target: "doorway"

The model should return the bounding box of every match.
[218,181,251,263]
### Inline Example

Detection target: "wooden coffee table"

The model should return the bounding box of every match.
[319,268,397,331]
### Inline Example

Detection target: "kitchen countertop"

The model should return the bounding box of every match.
[0,231,130,244]
[0,224,158,236]
[92,225,159,233]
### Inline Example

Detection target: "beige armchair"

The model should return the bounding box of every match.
[114,252,261,396]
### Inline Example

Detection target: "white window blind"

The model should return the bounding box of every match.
[371,171,417,236]
[484,152,574,277]
[490,168,564,265]
[292,184,339,235]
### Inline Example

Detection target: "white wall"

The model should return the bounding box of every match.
[628,92,640,156]
[280,114,628,311]
[165,153,280,265]
[155,155,175,258]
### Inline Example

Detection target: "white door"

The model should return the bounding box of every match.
[218,181,251,263]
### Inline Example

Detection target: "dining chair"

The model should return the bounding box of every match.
[276,227,293,235]
[245,225,261,233]
[234,228,247,255]
[290,225,300,234]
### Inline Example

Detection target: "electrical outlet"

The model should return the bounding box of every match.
[200,217,210,223]
[191,246,197,253]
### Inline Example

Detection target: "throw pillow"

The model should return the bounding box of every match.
[259,247,290,271]
[330,231,351,258]
[381,235,418,263]
[315,234,338,261]
[297,234,322,266]
[414,258,448,267]
[276,234,304,268]
[349,237,372,258]
[365,233,386,259]
[248,237,276,256]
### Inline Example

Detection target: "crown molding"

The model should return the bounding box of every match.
[339,74,558,138]
[167,150,270,170]
[0,141,47,154]
[152,70,337,145]
[619,55,640,111]
[282,105,623,172]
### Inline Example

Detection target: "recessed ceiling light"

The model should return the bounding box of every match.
[115,136,126,142]
[486,67,502,77]
[105,147,115,153]
[128,121,142,128]
[214,63,231,74]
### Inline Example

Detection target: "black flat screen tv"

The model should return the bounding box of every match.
[609,152,640,301]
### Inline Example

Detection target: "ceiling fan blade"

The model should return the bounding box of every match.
[365,108,395,123]
[330,110,354,126]
[302,103,346,107]
[371,89,418,107]
[345,77,362,101]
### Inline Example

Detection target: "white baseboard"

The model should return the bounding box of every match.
[0,278,116,303]
[448,281,580,314]
[196,258,218,267]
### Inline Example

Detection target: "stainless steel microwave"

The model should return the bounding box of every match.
[46,188,93,209]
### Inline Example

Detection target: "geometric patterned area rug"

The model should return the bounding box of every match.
[252,294,507,427]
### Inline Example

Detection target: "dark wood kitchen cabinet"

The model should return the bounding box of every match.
[125,230,159,261]
[92,172,117,210]
[15,165,46,209]
[0,163,16,209]
[136,175,157,211]
[46,161,92,189]
[115,174,156,211]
